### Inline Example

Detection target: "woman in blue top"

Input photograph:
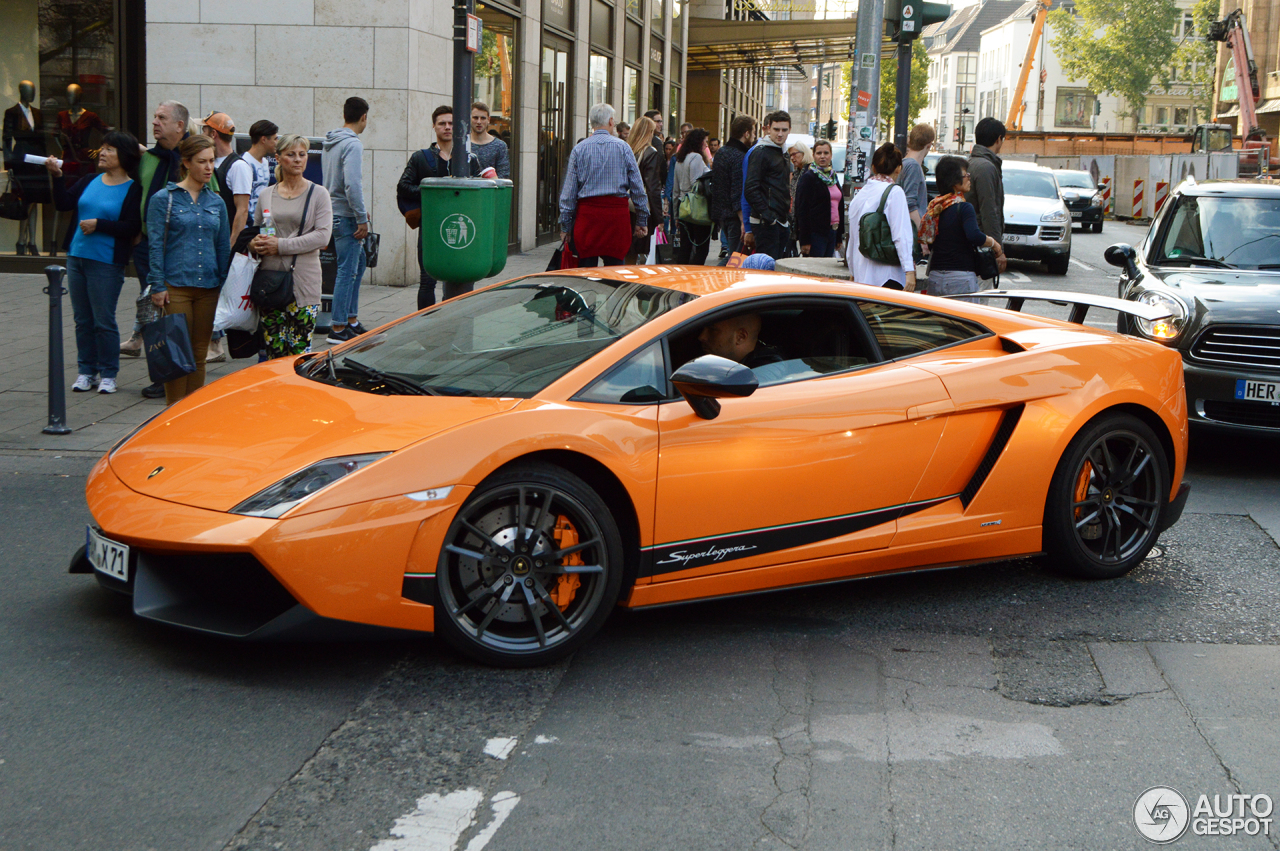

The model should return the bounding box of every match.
[47,131,143,395]
[919,155,1004,302]
[147,134,230,405]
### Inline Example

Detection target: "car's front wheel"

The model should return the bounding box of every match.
[1092,220,1104,234]
[434,462,624,667]
[1043,413,1168,579]
[1046,254,1071,275]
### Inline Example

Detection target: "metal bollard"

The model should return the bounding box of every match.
[42,265,71,435]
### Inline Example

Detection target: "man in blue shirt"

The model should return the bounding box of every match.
[558,104,649,266]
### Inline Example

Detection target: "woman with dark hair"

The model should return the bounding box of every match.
[45,130,144,394]
[673,127,713,264]
[794,139,845,257]
[844,142,916,290]
[147,134,230,405]
[919,155,1005,301]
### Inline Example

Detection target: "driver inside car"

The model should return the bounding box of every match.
[697,313,783,370]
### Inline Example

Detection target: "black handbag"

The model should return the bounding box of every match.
[363,231,380,268]
[973,245,1001,282]
[0,188,25,221]
[250,184,315,310]
[142,313,197,384]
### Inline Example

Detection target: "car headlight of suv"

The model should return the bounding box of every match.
[1041,208,1069,223]
[1133,291,1189,342]
[231,453,390,518]
[1090,192,1104,207]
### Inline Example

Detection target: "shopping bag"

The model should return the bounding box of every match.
[142,313,197,385]
[724,251,750,268]
[214,253,260,333]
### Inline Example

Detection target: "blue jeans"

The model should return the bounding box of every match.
[66,256,126,379]
[753,221,790,260]
[807,226,839,258]
[331,216,367,326]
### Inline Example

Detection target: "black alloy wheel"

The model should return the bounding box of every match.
[435,463,624,666]
[1044,413,1168,579]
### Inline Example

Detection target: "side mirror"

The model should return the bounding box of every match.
[1103,243,1136,269]
[670,355,758,420]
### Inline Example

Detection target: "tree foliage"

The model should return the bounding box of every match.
[843,41,931,139]
[1048,0,1179,119]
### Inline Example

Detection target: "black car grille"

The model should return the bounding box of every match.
[1065,198,1093,210]
[1005,223,1037,236]
[1201,400,1280,429]
[1189,325,1280,371]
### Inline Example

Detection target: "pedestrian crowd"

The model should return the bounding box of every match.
[46,86,1011,406]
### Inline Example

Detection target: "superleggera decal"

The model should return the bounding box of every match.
[640,495,958,577]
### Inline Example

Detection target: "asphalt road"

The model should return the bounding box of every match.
[3,228,1278,851]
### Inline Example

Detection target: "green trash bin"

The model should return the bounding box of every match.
[419,177,513,285]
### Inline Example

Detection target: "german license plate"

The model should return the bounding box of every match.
[86,526,130,581]
[1004,233,1023,244]
[1071,211,1083,220]
[1236,379,1280,404]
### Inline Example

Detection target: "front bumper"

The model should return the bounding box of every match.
[1001,222,1070,260]
[1183,361,1280,432]
[1067,204,1103,226]
[80,457,459,638]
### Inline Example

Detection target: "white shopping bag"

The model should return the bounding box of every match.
[214,252,260,332]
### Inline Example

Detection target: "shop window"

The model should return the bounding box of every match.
[591,0,613,51]
[625,66,640,122]
[544,0,573,32]
[625,20,642,65]
[589,54,612,110]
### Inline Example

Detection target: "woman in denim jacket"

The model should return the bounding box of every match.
[147,135,230,404]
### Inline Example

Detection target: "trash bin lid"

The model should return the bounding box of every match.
[419,177,514,189]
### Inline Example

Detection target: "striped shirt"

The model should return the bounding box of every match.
[558,129,650,230]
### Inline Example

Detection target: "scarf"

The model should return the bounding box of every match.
[869,173,895,184]
[808,163,838,187]
[920,191,968,246]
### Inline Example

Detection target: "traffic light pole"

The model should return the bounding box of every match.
[893,40,911,153]
[846,0,886,189]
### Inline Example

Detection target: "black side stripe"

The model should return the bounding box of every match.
[960,404,1023,508]
[639,494,957,578]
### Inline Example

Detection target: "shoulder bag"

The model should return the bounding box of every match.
[858,183,903,266]
[972,245,1001,282]
[250,184,315,311]
[143,192,196,384]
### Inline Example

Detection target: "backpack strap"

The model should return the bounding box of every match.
[876,182,899,215]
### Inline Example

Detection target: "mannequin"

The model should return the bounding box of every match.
[57,84,108,178]
[2,80,48,255]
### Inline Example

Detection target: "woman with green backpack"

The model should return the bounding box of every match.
[844,143,916,291]
[673,128,714,265]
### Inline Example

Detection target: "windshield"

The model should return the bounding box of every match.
[1002,169,1060,199]
[924,153,942,175]
[1154,195,1280,270]
[306,276,696,397]
[1055,172,1095,190]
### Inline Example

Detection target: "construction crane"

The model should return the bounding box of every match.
[1204,8,1271,175]
[1006,0,1052,131]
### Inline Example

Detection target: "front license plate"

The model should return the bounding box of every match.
[1071,211,1083,220]
[1004,234,1023,244]
[1236,379,1280,403]
[86,526,130,581]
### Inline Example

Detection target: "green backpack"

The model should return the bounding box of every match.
[857,183,903,265]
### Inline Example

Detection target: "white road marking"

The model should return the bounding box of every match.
[483,737,518,760]
[372,788,484,851]
[463,792,521,851]
[1003,270,1031,284]
[1070,258,1095,271]
[533,734,559,744]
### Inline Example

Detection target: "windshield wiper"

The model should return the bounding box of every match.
[1161,255,1235,269]
[339,358,441,396]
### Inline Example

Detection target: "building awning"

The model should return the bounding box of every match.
[686,17,897,72]
[1257,99,1280,114]
[1216,106,1240,119]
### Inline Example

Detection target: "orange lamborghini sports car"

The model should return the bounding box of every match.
[75,267,1191,666]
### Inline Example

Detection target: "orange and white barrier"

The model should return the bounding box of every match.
[1100,176,1112,216]
[1154,180,1169,214]
[1132,179,1144,218]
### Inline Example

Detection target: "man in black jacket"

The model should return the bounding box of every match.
[709,115,756,264]
[744,110,793,260]
[397,105,481,309]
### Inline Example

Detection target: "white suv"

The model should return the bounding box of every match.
[1000,160,1072,275]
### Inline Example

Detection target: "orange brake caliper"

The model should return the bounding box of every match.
[1075,460,1101,539]
[549,516,582,610]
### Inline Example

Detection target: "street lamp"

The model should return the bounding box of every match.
[958,106,971,150]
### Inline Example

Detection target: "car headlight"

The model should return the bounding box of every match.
[1090,192,1104,207]
[1041,208,1069,222]
[1133,291,1189,342]
[231,453,390,518]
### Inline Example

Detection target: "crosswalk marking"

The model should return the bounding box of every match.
[1070,258,1095,271]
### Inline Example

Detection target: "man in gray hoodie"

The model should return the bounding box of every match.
[323,97,370,344]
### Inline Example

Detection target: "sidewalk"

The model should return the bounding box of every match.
[0,243,558,454]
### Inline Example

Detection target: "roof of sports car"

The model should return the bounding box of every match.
[532,266,848,298]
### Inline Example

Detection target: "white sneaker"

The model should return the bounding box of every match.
[71,374,97,392]
[98,378,117,394]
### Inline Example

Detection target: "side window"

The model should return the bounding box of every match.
[857,301,987,359]
[577,342,667,404]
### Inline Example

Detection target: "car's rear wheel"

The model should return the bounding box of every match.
[1043,413,1168,579]
[1046,254,1071,275]
[434,463,623,667]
